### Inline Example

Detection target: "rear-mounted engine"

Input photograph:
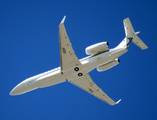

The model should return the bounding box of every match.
[97,58,120,72]
[85,42,109,55]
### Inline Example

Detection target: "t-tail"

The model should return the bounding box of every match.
[117,18,148,50]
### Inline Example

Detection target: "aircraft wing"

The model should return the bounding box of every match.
[69,74,121,105]
[58,16,81,71]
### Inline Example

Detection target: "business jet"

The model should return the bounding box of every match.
[10,16,148,105]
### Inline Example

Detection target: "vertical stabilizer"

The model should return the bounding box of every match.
[123,18,135,37]
[123,18,148,50]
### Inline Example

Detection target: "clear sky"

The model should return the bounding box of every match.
[0,0,157,120]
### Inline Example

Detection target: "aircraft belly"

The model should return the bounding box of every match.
[35,71,65,88]
[83,53,111,72]
[110,48,128,59]
[35,68,87,88]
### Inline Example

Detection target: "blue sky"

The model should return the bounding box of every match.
[0,0,157,120]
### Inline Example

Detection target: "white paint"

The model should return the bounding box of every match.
[10,17,148,105]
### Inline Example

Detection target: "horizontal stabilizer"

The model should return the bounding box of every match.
[132,35,148,50]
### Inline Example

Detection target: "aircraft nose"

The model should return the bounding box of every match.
[10,83,23,95]
[10,79,30,95]
[10,88,18,95]
[10,79,37,96]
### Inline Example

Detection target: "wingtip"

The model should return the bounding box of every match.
[116,99,122,104]
[123,17,129,21]
[60,16,66,24]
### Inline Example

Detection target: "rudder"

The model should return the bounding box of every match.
[123,18,135,37]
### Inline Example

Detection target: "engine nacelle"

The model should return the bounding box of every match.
[97,58,120,72]
[85,42,109,55]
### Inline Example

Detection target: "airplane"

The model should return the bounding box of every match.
[10,16,148,105]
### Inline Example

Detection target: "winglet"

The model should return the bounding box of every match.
[116,99,122,104]
[60,16,66,24]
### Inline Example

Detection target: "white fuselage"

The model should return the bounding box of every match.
[10,45,128,95]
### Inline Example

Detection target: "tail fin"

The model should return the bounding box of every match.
[123,18,148,50]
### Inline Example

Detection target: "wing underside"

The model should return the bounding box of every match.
[58,16,120,105]
[69,74,120,105]
[58,16,81,71]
